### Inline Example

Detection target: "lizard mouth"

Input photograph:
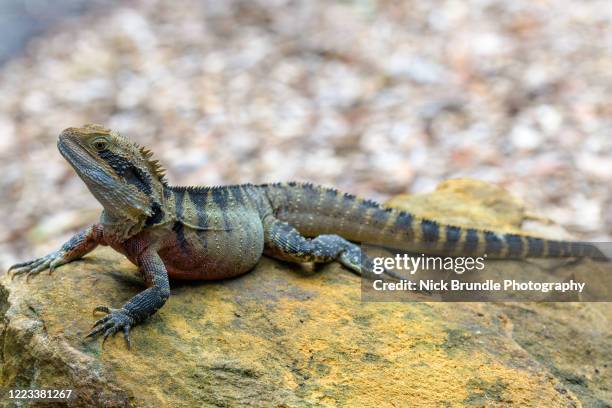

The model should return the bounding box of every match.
[57,131,116,187]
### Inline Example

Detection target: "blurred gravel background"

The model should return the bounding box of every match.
[0,0,611,269]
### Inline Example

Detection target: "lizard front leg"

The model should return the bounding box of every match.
[9,224,105,281]
[85,247,170,349]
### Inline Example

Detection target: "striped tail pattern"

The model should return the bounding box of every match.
[262,182,607,261]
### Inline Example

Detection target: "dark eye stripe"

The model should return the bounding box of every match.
[98,149,152,195]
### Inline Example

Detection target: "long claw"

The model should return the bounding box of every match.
[11,270,25,280]
[85,321,113,339]
[11,267,30,280]
[91,315,111,329]
[85,326,103,339]
[102,326,119,346]
[24,261,51,282]
[32,260,51,273]
[26,257,49,270]
[84,306,135,349]
[48,257,67,276]
[123,326,132,350]
[9,255,49,271]
[8,260,36,272]
[8,251,65,281]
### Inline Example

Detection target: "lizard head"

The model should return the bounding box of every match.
[58,124,166,221]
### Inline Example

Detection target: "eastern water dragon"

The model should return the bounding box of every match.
[8,124,605,348]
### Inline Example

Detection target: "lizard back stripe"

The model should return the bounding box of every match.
[444,225,461,251]
[173,188,186,221]
[189,190,209,230]
[325,188,338,200]
[231,186,244,209]
[504,234,524,257]
[421,219,440,246]
[212,188,231,230]
[360,198,380,210]
[547,240,561,257]
[321,188,339,220]
[172,221,189,253]
[394,212,413,239]
[484,231,503,255]
[245,186,263,214]
[571,242,583,257]
[527,237,544,257]
[212,188,229,211]
[464,229,479,253]
[371,206,391,226]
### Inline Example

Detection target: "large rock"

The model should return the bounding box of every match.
[1,179,610,407]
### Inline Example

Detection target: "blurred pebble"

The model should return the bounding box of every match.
[576,154,612,180]
[510,124,542,151]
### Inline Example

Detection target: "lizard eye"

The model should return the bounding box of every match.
[93,139,107,151]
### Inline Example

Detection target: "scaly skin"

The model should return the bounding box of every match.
[8,124,605,348]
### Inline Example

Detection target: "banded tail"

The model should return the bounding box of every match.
[262,182,607,260]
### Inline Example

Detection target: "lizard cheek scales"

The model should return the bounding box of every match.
[9,124,606,350]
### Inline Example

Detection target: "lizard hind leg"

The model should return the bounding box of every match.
[263,217,389,278]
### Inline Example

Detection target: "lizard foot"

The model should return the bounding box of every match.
[9,250,69,282]
[338,246,365,275]
[85,306,135,349]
